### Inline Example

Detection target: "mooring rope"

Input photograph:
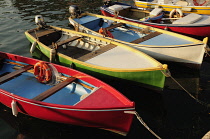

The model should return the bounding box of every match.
[125,111,161,139]
[162,69,210,108]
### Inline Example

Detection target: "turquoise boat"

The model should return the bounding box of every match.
[25,15,168,90]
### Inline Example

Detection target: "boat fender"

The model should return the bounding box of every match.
[62,44,67,49]
[34,61,52,83]
[169,9,183,22]
[11,100,18,117]
[99,28,114,38]
[30,41,37,53]
[164,26,168,30]
[193,0,208,6]
[50,49,56,63]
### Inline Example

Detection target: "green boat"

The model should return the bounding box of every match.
[25,15,168,91]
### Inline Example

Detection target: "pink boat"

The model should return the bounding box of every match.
[0,51,135,136]
[101,1,210,38]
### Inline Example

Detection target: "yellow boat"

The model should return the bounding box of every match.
[134,0,210,15]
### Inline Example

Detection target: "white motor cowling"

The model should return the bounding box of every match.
[69,5,81,18]
[35,15,47,28]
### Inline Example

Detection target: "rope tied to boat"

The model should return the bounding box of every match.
[161,68,210,108]
[205,47,210,57]
[125,111,161,139]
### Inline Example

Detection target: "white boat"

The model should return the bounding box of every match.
[68,6,208,70]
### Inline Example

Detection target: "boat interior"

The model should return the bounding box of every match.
[72,15,194,46]
[0,57,133,108]
[0,58,97,106]
[106,4,163,22]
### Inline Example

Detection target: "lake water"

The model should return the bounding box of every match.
[0,0,210,139]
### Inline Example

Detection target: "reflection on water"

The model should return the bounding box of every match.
[0,0,210,139]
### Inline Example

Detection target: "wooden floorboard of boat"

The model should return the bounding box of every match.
[57,46,91,59]
[32,77,77,101]
[0,65,33,85]
[130,32,162,44]
[77,44,117,61]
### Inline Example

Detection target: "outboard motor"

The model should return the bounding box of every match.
[69,5,81,18]
[104,0,113,7]
[35,15,47,29]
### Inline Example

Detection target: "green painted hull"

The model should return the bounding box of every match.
[25,33,166,91]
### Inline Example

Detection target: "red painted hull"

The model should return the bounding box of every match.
[101,7,210,38]
[0,52,135,135]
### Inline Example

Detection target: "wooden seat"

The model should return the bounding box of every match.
[49,36,81,48]
[77,44,117,61]
[105,23,125,30]
[131,32,162,44]
[0,65,33,85]
[56,36,81,46]
[32,77,77,101]
[36,30,57,38]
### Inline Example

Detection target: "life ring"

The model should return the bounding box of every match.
[169,9,183,21]
[193,0,208,6]
[99,28,114,38]
[34,61,52,83]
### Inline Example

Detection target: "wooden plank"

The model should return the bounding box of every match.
[105,23,125,30]
[49,36,81,49]
[77,44,117,61]
[32,77,77,101]
[0,65,33,85]
[130,32,162,44]
[36,30,57,38]
[56,36,81,46]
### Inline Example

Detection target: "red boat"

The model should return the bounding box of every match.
[0,51,135,136]
[101,1,210,38]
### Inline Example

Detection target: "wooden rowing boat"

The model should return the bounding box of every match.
[100,2,210,38]
[134,0,210,15]
[25,15,168,91]
[0,51,135,135]
[68,7,208,70]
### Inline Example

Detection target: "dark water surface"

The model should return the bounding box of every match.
[0,0,210,139]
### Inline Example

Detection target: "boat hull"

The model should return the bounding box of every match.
[129,43,205,69]
[0,90,134,135]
